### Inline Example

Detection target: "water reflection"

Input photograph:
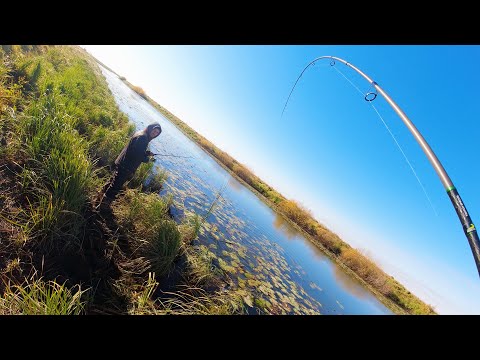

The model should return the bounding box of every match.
[227,175,243,192]
[273,213,298,240]
[332,264,369,300]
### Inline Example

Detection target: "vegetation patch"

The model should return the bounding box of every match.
[0,45,246,315]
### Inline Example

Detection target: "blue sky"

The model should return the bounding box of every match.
[82,45,480,314]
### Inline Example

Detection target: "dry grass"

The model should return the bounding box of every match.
[341,248,391,292]
[131,85,147,100]
[125,275,245,315]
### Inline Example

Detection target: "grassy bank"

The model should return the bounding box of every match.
[0,45,246,314]
[119,72,435,314]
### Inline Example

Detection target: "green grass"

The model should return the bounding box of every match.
[128,162,154,189]
[127,272,160,315]
[17,93,95,251]
[125,273,245,315]
[144,219,181,276]
[183,243,225,289]
[1,45,130,253]
[1,45,243,315]
[110,188,243,314]
[0,277,88,315]
[128,161,168,193]
[112,189,180,277]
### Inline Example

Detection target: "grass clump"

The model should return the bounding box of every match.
[113,189,180,277]
[110,204,245,315]
[131,85,147,100]
[0,277,88,315]
[128,161,168,193]
[125,273,245,315]
[15,92,95,251]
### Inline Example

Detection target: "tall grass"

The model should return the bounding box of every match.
[113,189,180,277]
[110,189,246,314]
[89,124,135,168]
[1,45,245,316]
[127,272,160,315]
[1,46,133,252]
[124,272,245,315]
[109,192,244,315]
[0,277,88,315]
[183,243,221,287]
[143,219,181,276]
[130,85,147,100]
[128,161,168,193]
[153,287,245,315]
[13,88,95,251]
[0,45,161,314]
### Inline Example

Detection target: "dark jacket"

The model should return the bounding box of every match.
[114,131,150,173]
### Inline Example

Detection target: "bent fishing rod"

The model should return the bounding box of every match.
[283,55,480,277]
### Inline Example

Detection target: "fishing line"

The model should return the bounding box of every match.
[201,174,229,224]
[331,65,438,216]
[369,103,438,216]
[281,61,318,118]
[200,174,238,247]
[281,60,339,118]
[332,65,365,96]
[152,152,196,160]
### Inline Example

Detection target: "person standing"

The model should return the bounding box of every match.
[96,122,162,210]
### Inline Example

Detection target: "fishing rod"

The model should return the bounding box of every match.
[151,152,196,159]
[283,55,480,277]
